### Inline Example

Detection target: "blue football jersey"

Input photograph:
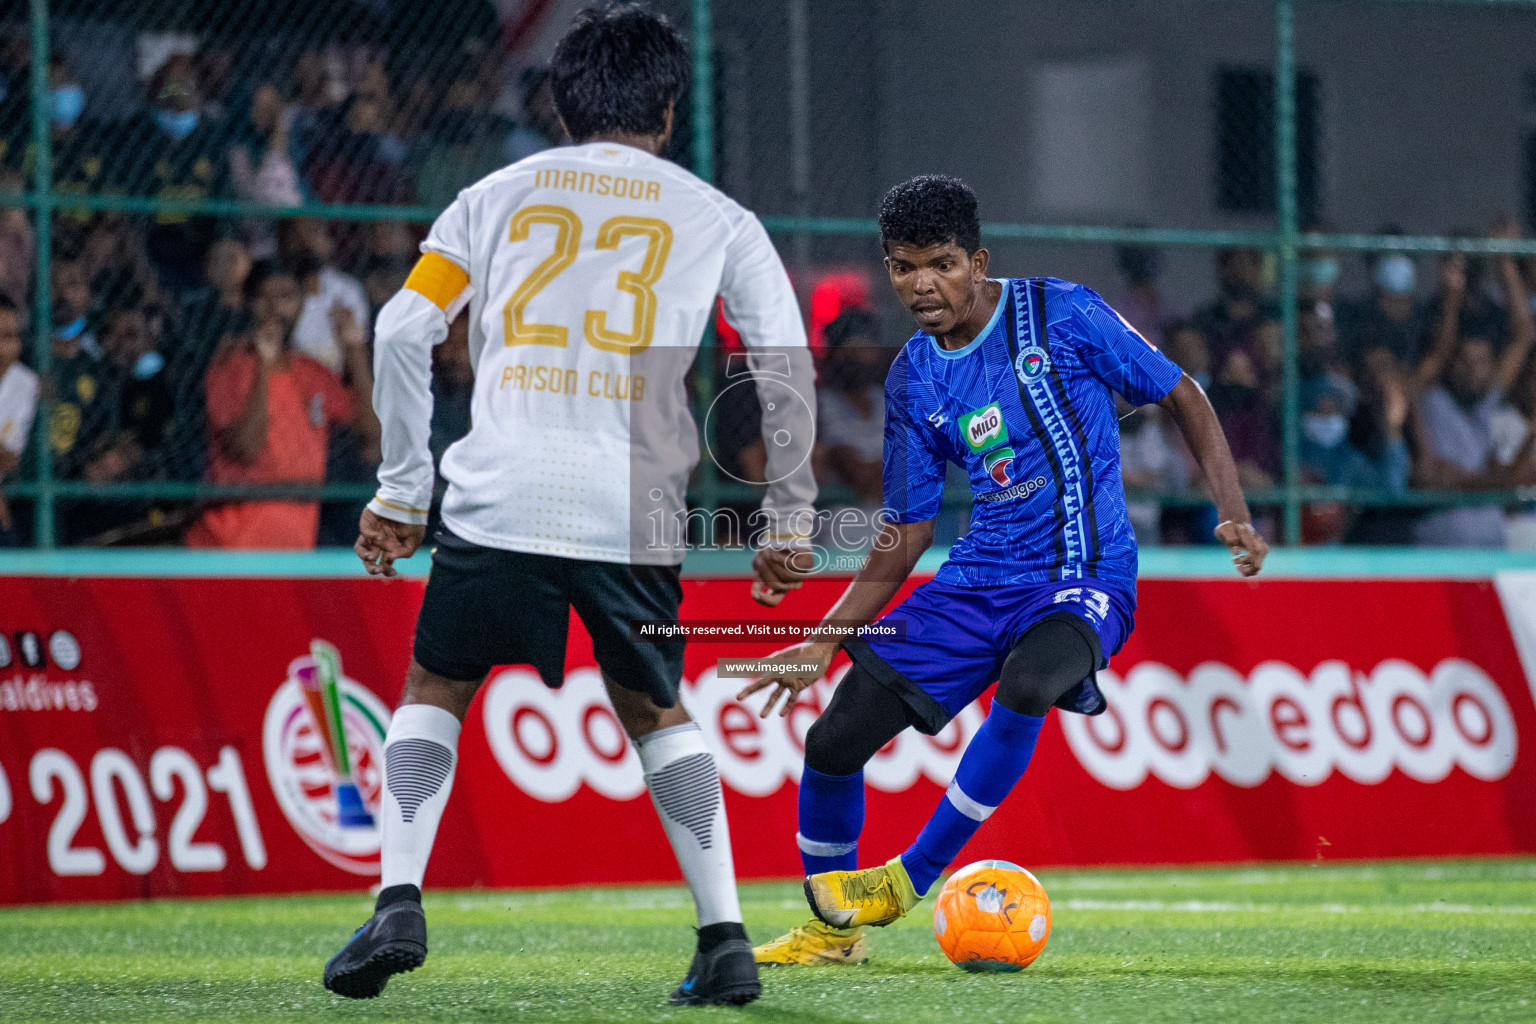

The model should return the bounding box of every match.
[882,277,1184,588]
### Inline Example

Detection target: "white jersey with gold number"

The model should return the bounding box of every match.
[368,142,816,565]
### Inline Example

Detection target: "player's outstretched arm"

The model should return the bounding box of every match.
[738,517,934,717]
[1158,374,1268,577]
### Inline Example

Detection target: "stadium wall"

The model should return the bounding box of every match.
[718,0,1536,306]
[2,550,1536,904]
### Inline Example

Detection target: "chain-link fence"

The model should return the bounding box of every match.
[2,0,1536,549]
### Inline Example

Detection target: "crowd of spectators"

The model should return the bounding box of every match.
[0,26,561,547]
[1107,221,1536,547]
[794,221,1536,551]
[0,27,1532,549]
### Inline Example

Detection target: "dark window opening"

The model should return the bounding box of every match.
[1215,66,1321,224]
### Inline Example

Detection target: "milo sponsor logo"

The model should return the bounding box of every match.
[960,403,1006,453]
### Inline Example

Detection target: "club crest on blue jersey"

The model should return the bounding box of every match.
[1014,345,1050,383]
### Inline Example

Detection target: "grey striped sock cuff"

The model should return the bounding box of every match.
[385,737,455,823]
[647,752,721,851]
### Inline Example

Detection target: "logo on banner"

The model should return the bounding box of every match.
[481,665,986,802]
[262,641,391,875]
[1060,658,1518,791]
[0,629,79,670]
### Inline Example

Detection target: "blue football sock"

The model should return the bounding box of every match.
[901,702,1044,895]
[796,765,864,875]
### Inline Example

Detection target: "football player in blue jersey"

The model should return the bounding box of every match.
[746,175,1267,965]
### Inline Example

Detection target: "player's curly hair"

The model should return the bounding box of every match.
[551,4,690,143]
[878,175,981,255]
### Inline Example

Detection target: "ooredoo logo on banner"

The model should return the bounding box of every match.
[1061,658,1517,791]
[262,641,391,875]
[480,664,987,801]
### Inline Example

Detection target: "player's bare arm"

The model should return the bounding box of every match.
[738,518,935,717]
[1158,373,1268,577]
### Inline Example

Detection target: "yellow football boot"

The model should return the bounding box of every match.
[804,855,923,929]
[752,919,868,965]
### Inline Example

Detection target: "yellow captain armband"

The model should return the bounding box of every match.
[404,252,471,314]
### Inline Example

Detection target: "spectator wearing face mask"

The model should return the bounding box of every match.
[111,55,230,293]
[58,303,181,544]
[1297,373,1408,546]
[1299,247,1341,308]
[2,55,70,175]
[50,258,99,360]
[1,56,114,255]
[1300,375,1408,491]
[1335,234,1428,367]
[1411,222,1536,546]
[93,304,176,474]
[48,266,109,483]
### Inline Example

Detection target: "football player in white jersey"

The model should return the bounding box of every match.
[323,4,817,1007]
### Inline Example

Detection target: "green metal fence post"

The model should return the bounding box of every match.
[691,0,720,522]
[28,0,54,548]
[1275,0,1301,545]
[691,0,714,185]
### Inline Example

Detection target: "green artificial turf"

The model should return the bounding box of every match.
[2,859,1534,1023]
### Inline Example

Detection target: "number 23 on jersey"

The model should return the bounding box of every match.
[503,204,673,356]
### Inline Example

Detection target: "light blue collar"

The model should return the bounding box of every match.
[927,279,1007,360]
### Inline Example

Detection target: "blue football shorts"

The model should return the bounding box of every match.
[843,577,1135,733]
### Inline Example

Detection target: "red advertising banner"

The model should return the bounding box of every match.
[2,572,1535,904]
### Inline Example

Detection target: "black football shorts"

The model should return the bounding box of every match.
[412,527,686,706]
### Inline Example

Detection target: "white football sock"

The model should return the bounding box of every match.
[378,703,461,891]
[636,722,742,927]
